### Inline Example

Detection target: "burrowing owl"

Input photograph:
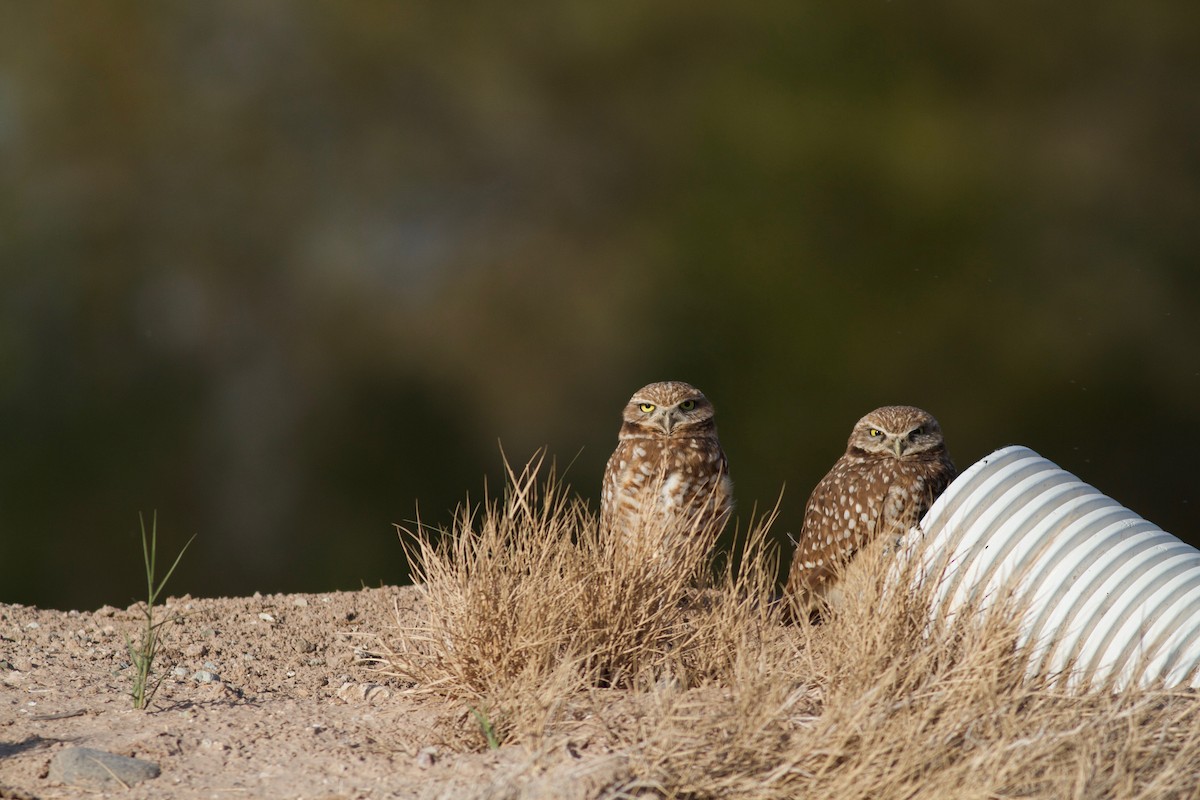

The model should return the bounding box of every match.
[601,381,733,561]
[786,405,956,612]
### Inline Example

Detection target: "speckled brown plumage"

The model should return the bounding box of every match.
[600,381,733,562]
[786,405,956,611]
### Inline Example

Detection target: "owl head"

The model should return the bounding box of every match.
[619,381,717,439]
[847,405,946,459]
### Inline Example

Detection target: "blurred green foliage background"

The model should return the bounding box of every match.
[2,2,1198,610]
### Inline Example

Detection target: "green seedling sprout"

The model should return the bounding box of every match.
[126,511,194,710]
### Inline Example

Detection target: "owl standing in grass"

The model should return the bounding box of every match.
[601,381,733,563]
[787,405,956,613]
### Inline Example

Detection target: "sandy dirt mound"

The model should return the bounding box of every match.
[0,587,623,800]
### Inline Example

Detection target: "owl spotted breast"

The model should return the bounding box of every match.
[601,381,733,562]
[786,405,956,612]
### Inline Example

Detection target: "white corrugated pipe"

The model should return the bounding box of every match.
[911,445,1200,690]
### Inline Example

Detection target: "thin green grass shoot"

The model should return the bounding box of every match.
[126,511,195,710]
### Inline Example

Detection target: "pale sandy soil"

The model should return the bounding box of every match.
[0,587,627,800]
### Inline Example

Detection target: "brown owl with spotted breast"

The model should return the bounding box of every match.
[786,405,956,613]
[601,381,733,562]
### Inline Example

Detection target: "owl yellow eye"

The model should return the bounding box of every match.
[679,400,696,411]
[869,428,883,437]
[639,403,656,413]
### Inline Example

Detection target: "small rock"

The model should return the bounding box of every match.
[49,747,160,789]
[25,622,39,629]
[172,666,189,679]
[192,670,220,683]
[294,597,309,607]
[416,746,437,769]
[258,613,276,623]
[335,682,392,704]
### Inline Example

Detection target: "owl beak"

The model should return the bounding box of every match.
[892,438,906,457]
[660,410,682,435]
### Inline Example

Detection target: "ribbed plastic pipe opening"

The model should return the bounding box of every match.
[914,445,1200,690]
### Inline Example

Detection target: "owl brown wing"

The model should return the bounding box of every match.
[600,437,643,538]
[786,457,878,595]
[669,438,733,535]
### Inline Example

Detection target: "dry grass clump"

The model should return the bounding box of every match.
[378,454,786,748]
[376,457,1200,798]
[637,537,1200,799]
